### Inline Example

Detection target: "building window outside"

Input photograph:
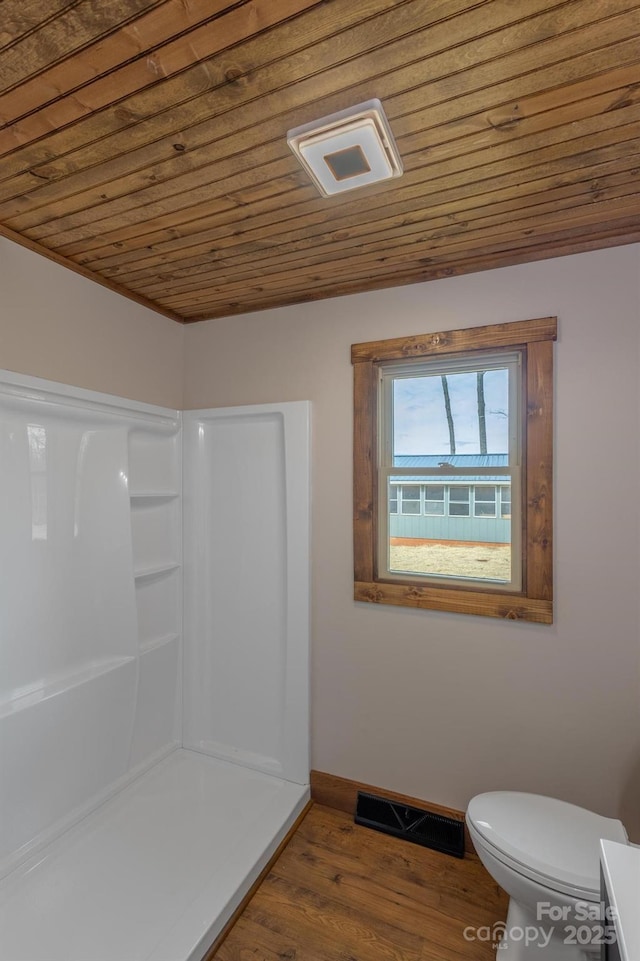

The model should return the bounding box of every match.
[400,484,421,514]
[474,486,497,517]
[389,482,507,522]
[425,484,445,515]
[449,486,470,516]
[352,317,555,622]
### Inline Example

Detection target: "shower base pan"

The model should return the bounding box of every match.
[0,749,309,961]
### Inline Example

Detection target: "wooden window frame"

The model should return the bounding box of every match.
[352,317,556,623]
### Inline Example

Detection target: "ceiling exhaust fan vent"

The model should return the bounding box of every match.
[287,99,403,197]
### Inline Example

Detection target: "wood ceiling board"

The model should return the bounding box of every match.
[92,101,640,286]
[0,0,639,322]
[0,0,500,223]
[94,92,637,282]
[27,3,640,251]
[50,24,640,261]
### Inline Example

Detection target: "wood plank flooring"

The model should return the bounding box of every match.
[210,803,508,961]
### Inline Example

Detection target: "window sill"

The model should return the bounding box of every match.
[354,580,553,623]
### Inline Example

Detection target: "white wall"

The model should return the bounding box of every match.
[0,239,183,409]
[184,245,640,837]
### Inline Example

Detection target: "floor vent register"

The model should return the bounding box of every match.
[355,791,465,858]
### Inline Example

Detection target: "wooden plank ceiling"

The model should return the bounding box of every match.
[1,0,639,324]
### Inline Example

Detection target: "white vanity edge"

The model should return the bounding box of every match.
[600,838,640,961]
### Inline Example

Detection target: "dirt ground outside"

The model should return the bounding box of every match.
[389,539,511,580]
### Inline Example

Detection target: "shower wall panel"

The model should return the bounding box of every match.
[0,373,182,875]
[183,402,310,785]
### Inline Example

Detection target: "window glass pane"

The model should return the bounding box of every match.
[386,477,510,579]
[400,484,421,514]
[449,486,469,516]
[500,486,511,518]
[474,486,496,517]
[392,368,510,457]
[424,484,444,515]
[379,347,526,594]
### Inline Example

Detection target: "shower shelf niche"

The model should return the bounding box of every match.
[0,656,136,720]
[139,632,181,655]
[128,428,182,674]
[134,561,181,579]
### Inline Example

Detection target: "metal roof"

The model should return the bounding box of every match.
[393,454,508,467]
[391,453,509,485]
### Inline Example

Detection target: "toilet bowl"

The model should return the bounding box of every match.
[466,792,627,961]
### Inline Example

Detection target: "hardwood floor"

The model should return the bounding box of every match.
[211,803,508,961]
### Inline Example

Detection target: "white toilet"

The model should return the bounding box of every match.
[466,792,627,961]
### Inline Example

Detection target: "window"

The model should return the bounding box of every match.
[474,486,497,517]
[425,484,445,515]
[449,486,470,516]
[352,317,555,623]
[400,484,421,514]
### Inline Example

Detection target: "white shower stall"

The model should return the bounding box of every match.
[0,371,310,961]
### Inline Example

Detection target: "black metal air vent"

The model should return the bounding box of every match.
[355,791,465,858]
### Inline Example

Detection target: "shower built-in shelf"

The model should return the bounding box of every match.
[129,491,179,501]
[139,633,180,655]
[134,562,180,581]
[0,656,136,720]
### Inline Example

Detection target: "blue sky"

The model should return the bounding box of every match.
[393,368,510,456]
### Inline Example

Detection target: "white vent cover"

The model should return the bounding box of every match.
[287,99,403,197]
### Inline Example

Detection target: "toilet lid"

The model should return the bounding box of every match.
[467,792,627,898]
